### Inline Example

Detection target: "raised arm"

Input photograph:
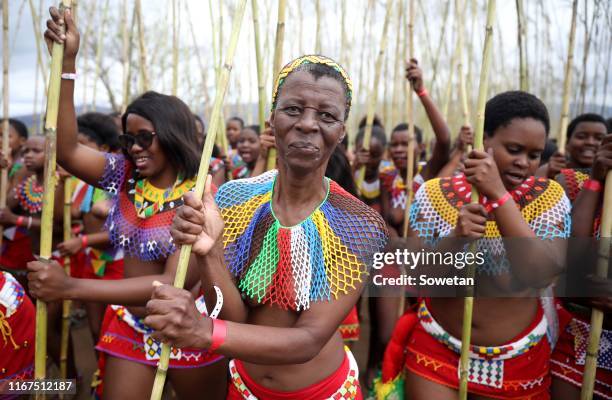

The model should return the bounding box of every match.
[437,125,473,178]
[44,7,107,186]
[406,59,451,180]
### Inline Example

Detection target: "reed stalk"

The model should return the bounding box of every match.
[581,172,612,400]
[600,29,612,115]
[265,0,286,171]
[390,0,404,128]
[401,0,415,238]
[430,0,451,101]
[121,0,129,112]
[59,178,72,384]
[135,0,149,93]
[516,0,529,91]
[356,0,394,189]
[28,0,48,91]
[315,0,321,53]
[185,0,210,117]
[458,1,496,398]
[457,0,470,127]
[36,2,73,396]
[578,1,599,114]
[171,0,178,96]
[149,2,247,399]
[80,1,96,112]
[357,0,374,109]
[91,0,110,111]
[557,0,578,154]
[252,0,266,132]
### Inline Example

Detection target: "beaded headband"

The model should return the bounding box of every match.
[271,55,353,118]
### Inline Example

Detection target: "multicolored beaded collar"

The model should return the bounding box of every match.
[99,153,195,261]
[216,170,388,311]
[15,175,43,214]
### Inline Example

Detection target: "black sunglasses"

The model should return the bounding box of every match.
[119,130,157,150]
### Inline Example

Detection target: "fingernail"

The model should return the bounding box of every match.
[61,34,66,40]
[152,280,162,287]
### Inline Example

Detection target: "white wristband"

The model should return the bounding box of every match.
[61,72,77,80]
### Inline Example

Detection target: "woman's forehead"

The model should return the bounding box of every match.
[277,71,345,104]
[26,137,45,147]
[126,113,153,129]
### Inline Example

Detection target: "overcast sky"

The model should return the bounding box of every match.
[1,0,609,125]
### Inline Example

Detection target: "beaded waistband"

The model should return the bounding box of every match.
[417,300,548,360]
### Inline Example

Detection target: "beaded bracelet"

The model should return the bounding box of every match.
[583,179,603,193]
[417,88,428,97]
[484,192,512,213]
[209,319,227,353]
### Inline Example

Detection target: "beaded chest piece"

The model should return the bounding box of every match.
[558,168,590,202]
[410,174,571,275]
[216,170,388,311]
[15,175,44,214]
[99,153,194,261]
[379,164,424,210]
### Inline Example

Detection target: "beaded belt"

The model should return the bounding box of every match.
[417,300,548,389]
[229,346,359,400]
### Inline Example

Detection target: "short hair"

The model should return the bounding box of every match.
[358,115,383,130]
[540,138,558,165]
[228,117,244,128]
[242,125,260,136]
[606,118,612,133]
[77,112,120,151]
[9,118,28,139]
[355,119,387,147]
[567,113,607,139]
[392,123,423,144]
[122,91,201,179]
[484,91,550,137]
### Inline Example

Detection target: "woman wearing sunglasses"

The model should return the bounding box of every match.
[27,7,227,400]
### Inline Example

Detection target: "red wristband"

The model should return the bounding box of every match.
[209,319,227,353]
[484,192,512,213]
[15,216,24,227]
[583,179,603,192]
[81,235,88,248]
[417,88,428,97]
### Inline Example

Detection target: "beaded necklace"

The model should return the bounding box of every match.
[16,175,44,214]
[216,170,388,311]
[133,175,188,218]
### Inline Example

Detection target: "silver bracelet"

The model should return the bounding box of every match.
[61,72,77,80]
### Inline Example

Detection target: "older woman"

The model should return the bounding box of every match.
[144,56,389,399]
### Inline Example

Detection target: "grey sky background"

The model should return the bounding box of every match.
[2,0,611,132]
